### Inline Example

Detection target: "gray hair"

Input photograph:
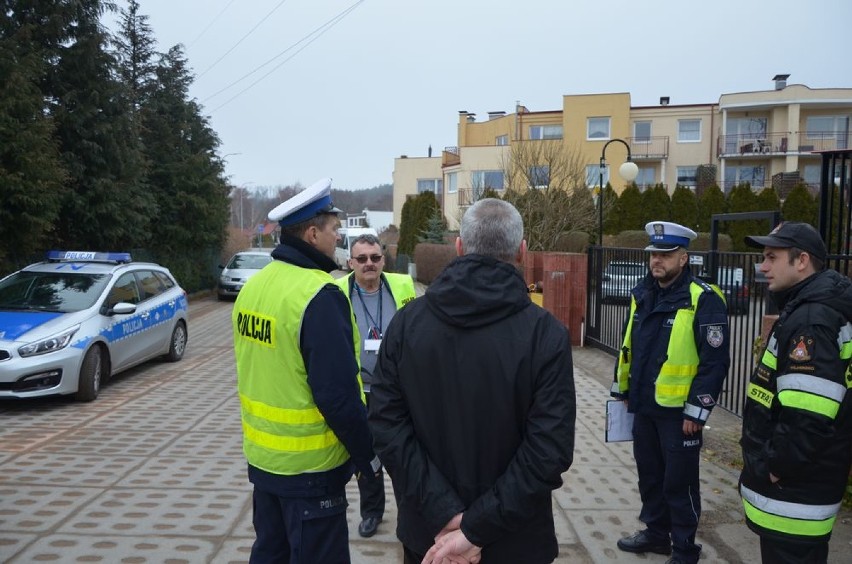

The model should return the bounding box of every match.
[349,233,382,251]
[459,198,524,262]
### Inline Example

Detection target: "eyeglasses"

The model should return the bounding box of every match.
[353,254,383,264]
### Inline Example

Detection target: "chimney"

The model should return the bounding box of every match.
[659,96,670,106]
[466,113,476,123]
[772,74,790,90]
[487,111,506,121]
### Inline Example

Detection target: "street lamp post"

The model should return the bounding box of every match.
[598,139,639,245]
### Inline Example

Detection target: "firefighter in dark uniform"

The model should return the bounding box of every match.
[739,222,852,564]
[612,221,730,564]
[232,178,380,564]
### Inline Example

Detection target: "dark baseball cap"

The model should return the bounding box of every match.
[744,222,827,261]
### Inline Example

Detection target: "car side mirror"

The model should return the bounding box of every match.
[111,302,137,316]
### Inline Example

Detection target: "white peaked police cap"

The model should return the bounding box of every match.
[644,221,697,251]
[267,177,343,227]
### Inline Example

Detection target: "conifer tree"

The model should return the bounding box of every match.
[697,184,727,232]
[781,184,818,225]
[755,186,781,235]
[726,184,761,251]
[640,184,671,224]
[670,185,699,230]
[0,29,66,271]
[611,184,644,232]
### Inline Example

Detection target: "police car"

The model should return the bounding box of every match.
[0,251,189,401]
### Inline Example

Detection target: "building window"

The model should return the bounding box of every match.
[806,115,850,148]
[529,165,550,188]
[678,119,701,142]
[471,170,504,191]
[587,117,611,140]
[586,164,609,187]
[636,166,655,187]
[417,178,442,194]
[633,121,651,143]
[724,166,765,189]
[676,166,698,187]
[447,172,458,194]
[496,134,508,146]
[529,125,563,140]
[803,164,820,186]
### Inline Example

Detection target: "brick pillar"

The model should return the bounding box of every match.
[523,251,545,289]
[541,252,587,346]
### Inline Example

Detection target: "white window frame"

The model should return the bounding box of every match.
[495,134,508,146]
[446,172,458,194]
[529,125,563,140]
[633,121,651,143]
[676,166,698,187]
[587,117,611,140]
[586,164,609,187]
[635,166,655,187]
[529,165,550,188]
[725,165,766,190]
[416,178,442,194]
[471,170,504,191]
[678,119,701,143]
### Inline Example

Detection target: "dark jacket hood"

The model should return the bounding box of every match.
[778,269,852,321]
[425,254,531,329]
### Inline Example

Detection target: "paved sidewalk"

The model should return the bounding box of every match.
[1,297,850,563]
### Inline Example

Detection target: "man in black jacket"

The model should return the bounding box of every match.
[740,222,852,563]
[369,198,576,564]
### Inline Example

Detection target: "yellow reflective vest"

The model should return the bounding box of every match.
[333,271,417,310]
[233,261,362,475]
[616,281,724,407]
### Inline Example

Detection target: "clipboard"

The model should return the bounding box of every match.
[606,400,634,442]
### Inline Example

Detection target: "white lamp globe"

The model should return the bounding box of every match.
[619,161,639,182]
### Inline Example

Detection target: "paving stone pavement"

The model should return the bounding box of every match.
[1,295,850,563]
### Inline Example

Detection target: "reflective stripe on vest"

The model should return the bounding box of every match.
[616,282,723,407]
[234,261,361,475]
[741,484,839,538]
[777,373,846,419]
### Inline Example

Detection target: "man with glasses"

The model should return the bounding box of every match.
[334,234,416,538]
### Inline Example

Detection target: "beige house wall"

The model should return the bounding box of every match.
[394,83,852,230]
[391,156,442,227]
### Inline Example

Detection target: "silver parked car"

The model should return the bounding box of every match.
[0,251,189,401]
[217,249,273,300]
[601,261,647,303]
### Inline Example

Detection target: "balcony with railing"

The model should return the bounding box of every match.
[626,136,669,160]
[717,131,849,158]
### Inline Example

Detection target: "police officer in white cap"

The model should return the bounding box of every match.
[612,221,730,564]
[232,178,381,563]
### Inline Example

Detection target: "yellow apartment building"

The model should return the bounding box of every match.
[393,75,852,230]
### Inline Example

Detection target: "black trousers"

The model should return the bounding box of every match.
[633,413,703,564]
[760,536,828,564]
[360,391,386,519]
[250,487,350,564]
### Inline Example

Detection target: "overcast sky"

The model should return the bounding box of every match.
[118,0,852,191]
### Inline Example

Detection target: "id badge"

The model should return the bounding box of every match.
[364,338,382,353]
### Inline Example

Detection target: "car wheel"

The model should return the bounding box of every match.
[166,320,187,362]
[75,345,103,402]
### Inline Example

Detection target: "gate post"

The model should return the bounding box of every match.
[542,252,587,346]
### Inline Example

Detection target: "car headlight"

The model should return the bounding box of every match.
[18,325,80,358]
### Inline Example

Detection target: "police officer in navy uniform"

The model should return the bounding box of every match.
[612,221,730,564]
[232,178,380,564]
